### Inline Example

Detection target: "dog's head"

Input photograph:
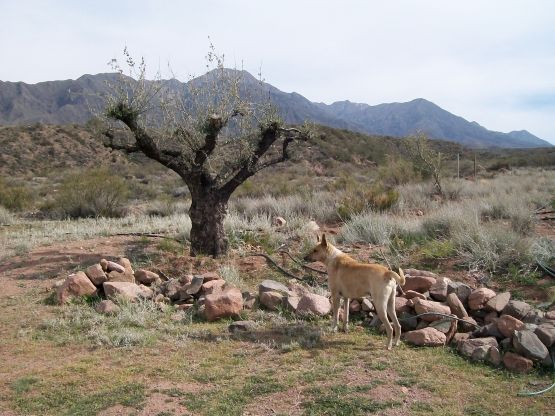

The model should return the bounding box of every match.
[304,234,329,262]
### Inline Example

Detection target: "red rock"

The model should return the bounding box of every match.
[459,316,479,332]
[458,337,498,358]
[297,293,331,316]
[116,257,134,274]
[545,311,555,320]
[272,216,286,227]
[99,258,108,271]
[413,298,451,321]
[203,288,243,321]
[485,292,511,313]
[85,264,107,286]
[259,291,284,311]
[404,327,446,346]
[446,293,468,318]
[106,260,125,273]
[103,281,150,301]
[395,297,412,313]
[429,277,450,301]
[201,279,227,296]
[404,290,427,300]
[56,272,97,304]
[349,299,361,312]
[484,311,499,325]
[201,272,221,282]
[451,332,470,345]
[503,352,533,373]
[134,269,159,285]
[496,315,525,338]
[404,269,437,278]
[402,275,436,293]
[468,288,496,310]
[487,346,502,366]
[95,299,120,314]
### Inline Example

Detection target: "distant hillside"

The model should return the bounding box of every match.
[0,70,552,148]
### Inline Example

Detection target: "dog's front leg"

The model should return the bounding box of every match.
[343,298,350,332]
[331,293,340,332]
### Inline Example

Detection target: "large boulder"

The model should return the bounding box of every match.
[85,264,108,286]
[259,279,290,296]
[535,324,555,348]
[57,272,97,304]
[468,288,496,310]
[404,327,446,346]
[103,281,152,301]
[503,352,533,373]
[402,275,436,293]
[458,337,498,358]
[485,292,511,313]
[297,293,331,316]
[413,298,451,321]
[495,315,525,338]
[259,291,285,311]
[204,288,243,322]
[446,293,468,319]
[513,330,549,361]
[502,300,532,320]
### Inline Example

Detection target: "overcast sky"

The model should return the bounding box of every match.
[1,0,554,143]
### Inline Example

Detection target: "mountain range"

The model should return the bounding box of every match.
[0,70,551,148]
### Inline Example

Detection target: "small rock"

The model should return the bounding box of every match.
[201,272,220,282]
[496,315,525,338]
[395,297,413,313]
[105,260,125,273]
[204,288,243,322]
[242,291,257,309]
[499,337,512,351]
[361,298,375,312]
[502,300,532,320]
[503,352,533,373]
[297,293,331,316]
[487,346,502,366]
[103,281,151,301]
[260,291,285,311]
[484,311,499,325]
[162,279,182,301]
[117,257,134,274]
[535,324,555,347]
[429,318,455,334]
[513,330,549,360]
[458,316,479,333]
[180,274,194,285]
[107,270,135,283]
[95,300,120,315]
[259,279,290,296]
[446,293,468,319]
[134,269,159,285]
[285,296,300,312]
[56,272,97,304]
[458,337,498,358]
[523,309,545,325]
[404,269,437,278]
[446,282,473,304]
[154,294,170,303]
[413,298,451,321]
[485,292,511,313]
[176,304,193,311]
[471,345,490,362]
[99,258,108,271]
[451,332,470,345]
[468,288,496,310]
[349,299,361,313]
[272,216,286,227]
[404,290,427,300]
[473,323,503,339]
[402,275,436,293]
[398,311,418,331]
[546,310,555,320]
[228,320,257,333]
[429,277,450,301]
[540,351,553,368]
[85,264,107,286]
[404,327,446,347]
[201,279,226,296]
[183,276,204,296]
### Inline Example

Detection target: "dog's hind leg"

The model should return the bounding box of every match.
[375,292,394,350]
[387,289,402,347]
[331,293,340,332]
[343,298,350,332]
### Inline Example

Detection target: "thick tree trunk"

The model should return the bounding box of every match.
[189,192,229,257]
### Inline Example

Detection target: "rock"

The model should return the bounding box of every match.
[458,337,498,358]
[285,296,300,312]
[180,274,194,285]
[85,264,108,286]
[242,291,257,309]
[471,346,490,362]
[95,299,120,314]
[272,216,286,227]
[134,269,159,285]
[182,276,204,296]
[260,291,285,311]
[297,293,332,316]
[154,294,170,303]
[502,300,532,320]
[228,320,257,333]
[117,257,134,274]
[496,315,525,338]
[107,270,135,283]
[524,323,538,332]
[429,318,455,334]
[176,303,194,311]
[287,281,312,297]
[259,279,290,296]
[458,316,479,333]
[503,352,533,373]
[105,260,124,273]
[162,279,182,301]
[404,269,437,278]
[404,327,446,346]
[203,288,243,321]
[429,277,450,301]
[540,350,554,368]
[446,293,468,319]
[99,258,108,271]
[404,290,427,300]
[56,272,97,304]
[523,309,545,325]
[535,324,555,347]
[487,346,502,366]
[201,279,226,296]
[402,275,436,293]
[446,282,473,304]
[201,272,220,282]
[349,299,361,313]
[484,311,498,325]
[513,330,549,360]
[473,323,503,339]
[469,309,488,322]
[398,311,418,331]
[499,338,512,351]
[413,298,451,321]
[103,281,151,301]
[468,288,496,310]
[452,332,470,345]
[395,297,412,313]
[546,310,555,320]
[361,298,375,312]
[485,292,511,313]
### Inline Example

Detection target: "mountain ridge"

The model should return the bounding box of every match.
[0,71,551,148]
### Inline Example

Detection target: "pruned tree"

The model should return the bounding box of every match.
[405,132,444,196]
[101,47,310,257]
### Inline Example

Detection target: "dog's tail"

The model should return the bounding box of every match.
[387,268,406,286]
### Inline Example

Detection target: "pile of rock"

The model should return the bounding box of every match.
[396,269,555,373]
[257,279,331,317]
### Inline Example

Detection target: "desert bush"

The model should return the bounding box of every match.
[377,155,418,187]
[0,205,14,225]
[337,182,399,220]
[0,177,33,211]
[46,168,130,218]
[218,265,246,290]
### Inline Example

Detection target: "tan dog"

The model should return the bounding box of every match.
[305,234,405,350]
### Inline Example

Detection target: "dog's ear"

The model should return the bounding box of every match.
[321,233,327,246]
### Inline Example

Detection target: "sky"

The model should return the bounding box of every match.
[1,0,554,143]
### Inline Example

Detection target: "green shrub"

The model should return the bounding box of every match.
[0,205,15,225]
[46,169,130,218]
[377,155,418,187]
[337,182,399,220]
[0,177,33,211]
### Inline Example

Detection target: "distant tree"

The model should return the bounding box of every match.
[405,132,444,196]
[101,47,310,257]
